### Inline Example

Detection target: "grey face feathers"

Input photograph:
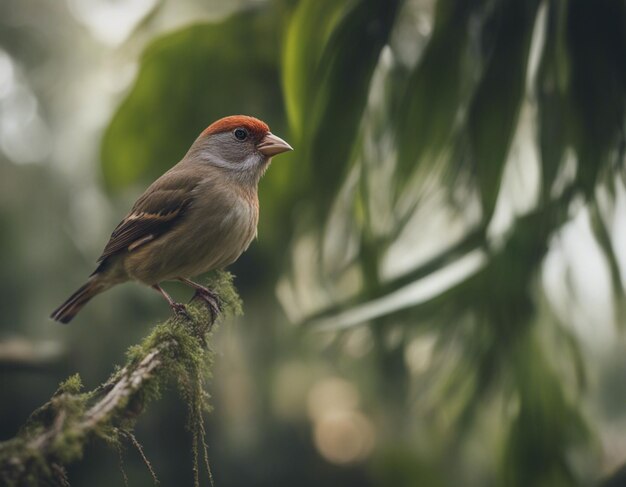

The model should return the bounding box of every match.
[189,115,293,183]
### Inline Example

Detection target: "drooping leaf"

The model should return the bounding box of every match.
[536,0,570,201]
[467,0,541,219]
[566,0,626,196]
[394,0,477,186]
[282,0,403,220]
[282,0,351,141]
[501,332,589,487]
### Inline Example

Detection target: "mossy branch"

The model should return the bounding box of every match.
[0,272,242,487]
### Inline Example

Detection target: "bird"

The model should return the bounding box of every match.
[50,115,292,324]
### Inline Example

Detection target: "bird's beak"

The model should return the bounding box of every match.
[257,132,293,157]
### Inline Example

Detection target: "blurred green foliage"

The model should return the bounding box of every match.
[2,0,626,485]
[94,0,626,484]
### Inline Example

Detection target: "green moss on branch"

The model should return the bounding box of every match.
[0,272,241,487]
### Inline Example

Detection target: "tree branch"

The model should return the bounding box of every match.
[0,272,241,487]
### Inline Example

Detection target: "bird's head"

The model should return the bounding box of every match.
[189,115,292,184]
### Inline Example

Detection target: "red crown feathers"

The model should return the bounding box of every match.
[201,115,270,139]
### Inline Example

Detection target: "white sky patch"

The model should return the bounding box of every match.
[542,205,616,351]
[550,148,578,199]
[0,52,51,164]
[67,0,157,46]
[0,49,15,98]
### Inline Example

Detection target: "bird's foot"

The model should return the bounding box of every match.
[170,301,191,320]
[191,287,221,323]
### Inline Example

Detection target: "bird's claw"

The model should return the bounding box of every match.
[191,288,221,322]
[170,302,191,320]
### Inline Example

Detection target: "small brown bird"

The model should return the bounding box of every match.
[51,115,292,323]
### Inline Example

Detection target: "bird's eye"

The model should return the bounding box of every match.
[234,128,248,141]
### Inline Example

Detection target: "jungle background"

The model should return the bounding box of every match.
[1,0,626,485]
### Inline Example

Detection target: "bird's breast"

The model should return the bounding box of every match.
[193,189,259,271]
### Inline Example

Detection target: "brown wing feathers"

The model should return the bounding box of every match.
[96,172,199,264]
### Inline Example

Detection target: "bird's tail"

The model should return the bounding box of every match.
[50,276,106,324]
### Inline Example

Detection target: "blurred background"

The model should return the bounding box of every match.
[1,0,625,485]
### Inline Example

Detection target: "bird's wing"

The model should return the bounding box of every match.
[97,170,201,263]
